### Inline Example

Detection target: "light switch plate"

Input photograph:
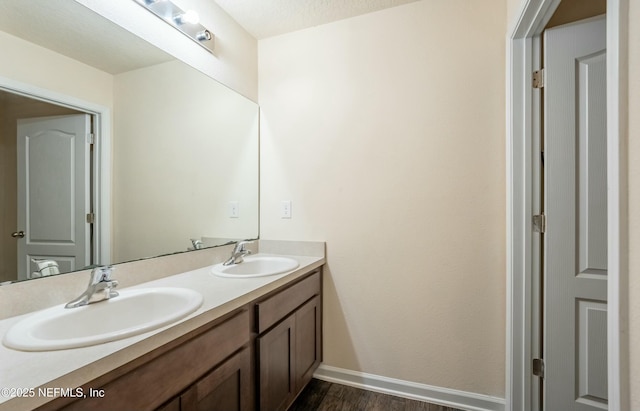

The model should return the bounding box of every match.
[281,200,292,219]
[229,201,239,218]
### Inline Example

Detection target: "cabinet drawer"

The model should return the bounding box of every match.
[255,270,320,334]
[60,309,250,411]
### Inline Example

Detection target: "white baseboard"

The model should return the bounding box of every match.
[313,364,505,411]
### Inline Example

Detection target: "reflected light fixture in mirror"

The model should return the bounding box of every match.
[134,0,214,54]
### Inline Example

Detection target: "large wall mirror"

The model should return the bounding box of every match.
[0,0,259,284]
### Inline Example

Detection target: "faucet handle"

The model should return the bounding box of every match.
[89,265,115,285]
[236,240,254,251]
[235,240,254,257]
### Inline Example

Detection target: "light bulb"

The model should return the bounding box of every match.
[175,10,199,25]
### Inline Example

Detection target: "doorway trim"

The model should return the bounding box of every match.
[506,0,628,410]
[0,75,112,272]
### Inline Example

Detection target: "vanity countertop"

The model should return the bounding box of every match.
[0,252,325,411]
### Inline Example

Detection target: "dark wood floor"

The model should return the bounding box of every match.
[289,379,464,411]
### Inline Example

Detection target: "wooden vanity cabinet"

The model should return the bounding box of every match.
[256,270,322,411]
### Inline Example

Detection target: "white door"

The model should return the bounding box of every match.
[543,16,607,410]
[17,114,92,280]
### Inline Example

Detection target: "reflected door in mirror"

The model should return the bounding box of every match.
[17,115,93,280]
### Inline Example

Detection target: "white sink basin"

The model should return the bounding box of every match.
[212,256,299,278]
[3,287,203,351]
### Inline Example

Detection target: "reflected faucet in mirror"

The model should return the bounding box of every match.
[190,239,204,250]
[65,266,118,309]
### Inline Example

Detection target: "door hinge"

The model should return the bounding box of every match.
[86,213,95,224]
[533,69,545,89]
[87,133,95,144]
[533,358,545,378]
[533,214,546,233]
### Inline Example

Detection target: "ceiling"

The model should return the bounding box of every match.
[213,0,422,39]
[0,0,172,74]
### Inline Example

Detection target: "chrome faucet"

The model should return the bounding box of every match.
[223,241,253,266]
[65,266,119,309]
[190,239,204,250]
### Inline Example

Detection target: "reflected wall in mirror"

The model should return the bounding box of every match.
[113,61,258,263]
[0,0,259,284]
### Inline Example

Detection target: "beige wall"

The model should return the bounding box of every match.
[628,0,639,407]
[259,1,506,397]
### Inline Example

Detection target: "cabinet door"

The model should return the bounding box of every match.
[257,315,296,411]
[295,296,321,391]
[180,347,252,411]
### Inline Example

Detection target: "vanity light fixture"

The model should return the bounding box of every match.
[133,0,215,54]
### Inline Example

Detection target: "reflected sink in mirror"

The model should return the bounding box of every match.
[2,288,203,351]
[212,256,299,278]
